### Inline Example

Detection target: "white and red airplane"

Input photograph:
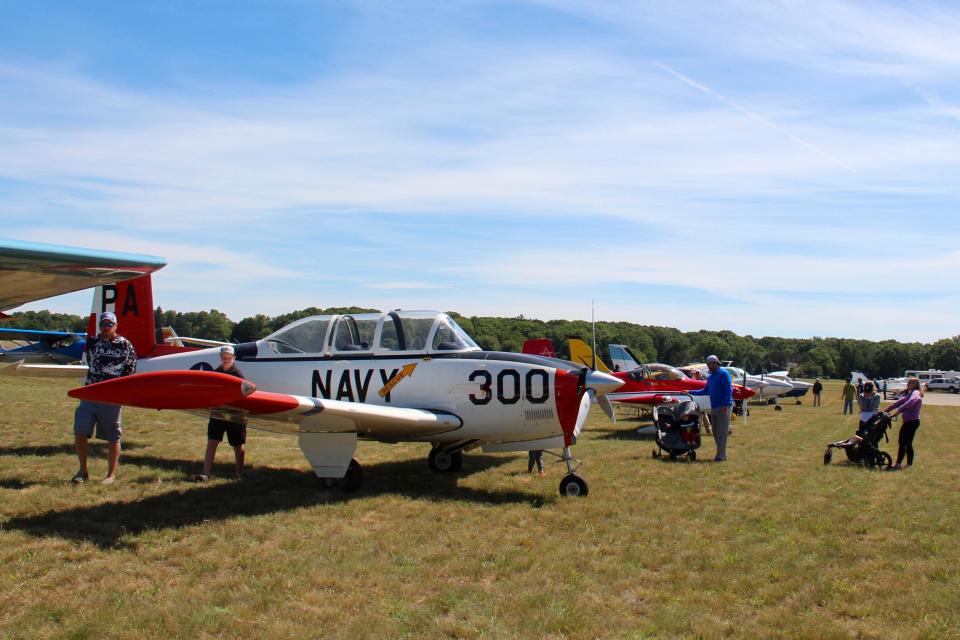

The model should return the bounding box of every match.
[6,276,623,497]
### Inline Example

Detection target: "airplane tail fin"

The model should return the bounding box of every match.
[608,344,642,372]
[161,326,184,347]
[521,338,557,359]
[88,275,158,358]
[567,337,612,372]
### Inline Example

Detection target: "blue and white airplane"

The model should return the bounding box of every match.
[0,327,87,364]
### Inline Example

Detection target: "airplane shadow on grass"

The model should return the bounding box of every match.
[0,442,147,457]
[3,453,548,549]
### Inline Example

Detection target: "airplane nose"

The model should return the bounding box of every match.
[585,370,623,394]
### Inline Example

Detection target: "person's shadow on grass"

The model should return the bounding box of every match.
[2,452,548,549]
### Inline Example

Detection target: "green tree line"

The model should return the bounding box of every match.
[7,307,958,379]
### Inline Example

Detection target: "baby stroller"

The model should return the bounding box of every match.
[651,397,701,461]
[823,412,893,469]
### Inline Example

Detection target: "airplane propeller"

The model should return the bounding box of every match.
[574,367,622,429]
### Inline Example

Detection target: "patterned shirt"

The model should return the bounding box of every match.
[85,335,137,385]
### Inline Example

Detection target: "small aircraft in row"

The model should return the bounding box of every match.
[681,363,794,403]
[2,258,623,497]
[522,338,755,415]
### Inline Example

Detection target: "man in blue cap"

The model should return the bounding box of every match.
[689,355,734,462]
[72,311,138,484]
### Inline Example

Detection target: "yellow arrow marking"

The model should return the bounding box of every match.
[378,363,417,398]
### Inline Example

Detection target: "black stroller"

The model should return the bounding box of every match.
[651,397,701,461]
[823,412,894,468]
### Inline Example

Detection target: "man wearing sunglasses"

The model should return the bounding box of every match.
[72,311,137,485]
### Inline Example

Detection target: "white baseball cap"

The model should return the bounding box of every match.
[706,355,720,364]
[220,345,235,355]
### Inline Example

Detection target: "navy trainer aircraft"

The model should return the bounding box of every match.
[8,275,623,497]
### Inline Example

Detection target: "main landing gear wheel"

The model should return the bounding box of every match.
[559,474,589,497]
[428,448,463,473]
[341,458,363,492]
[823,448,833,465]
[320,458,363,491]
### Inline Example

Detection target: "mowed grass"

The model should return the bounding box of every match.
[1,377,959,639]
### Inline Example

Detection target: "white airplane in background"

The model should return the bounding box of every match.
[682,363,794,403]
[766,370,812,404]
[4,275,622,497]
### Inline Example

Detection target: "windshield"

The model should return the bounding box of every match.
[265,316,333,353]
[646,363,687,380]
[431,316,480,351]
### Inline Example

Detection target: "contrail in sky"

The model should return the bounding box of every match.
[653,61,862,175]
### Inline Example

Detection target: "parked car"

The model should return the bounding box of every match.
[924,377,960,393]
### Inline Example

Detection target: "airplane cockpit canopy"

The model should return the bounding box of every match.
[262,310,481,356]
[627,363,688,382]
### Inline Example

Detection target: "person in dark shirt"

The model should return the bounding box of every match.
[195,345,247,480]
[812,378,823,407]
[72,311,138,485]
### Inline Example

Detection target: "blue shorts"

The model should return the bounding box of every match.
[74,400,123,443]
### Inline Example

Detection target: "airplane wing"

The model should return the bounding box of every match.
[0,327,86,342]
[608,392,689,405]
[0,238,166,311]
[0,359,89,378]
[163,336,231,348]
[67,370,463,439]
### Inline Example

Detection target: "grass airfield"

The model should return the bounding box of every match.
[1,377,959,640]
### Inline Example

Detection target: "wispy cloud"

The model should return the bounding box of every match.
[1,1,958,341]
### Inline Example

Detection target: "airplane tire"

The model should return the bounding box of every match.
[428,448,462,473]
[688,450,696,462]
[559,474,588,498]
[774,405,783,411]
[340,459,363,492]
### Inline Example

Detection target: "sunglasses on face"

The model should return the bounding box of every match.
[100,322,116,328]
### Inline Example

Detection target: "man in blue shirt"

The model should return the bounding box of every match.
[690,354,733,462]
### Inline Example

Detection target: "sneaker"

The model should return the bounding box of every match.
[538,470,546,477]
[71,470,89,484]
[101,476,115,485]
[193,474,210,482]
[887,464,902,472]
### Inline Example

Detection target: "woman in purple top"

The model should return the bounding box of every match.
[883,378,923,470]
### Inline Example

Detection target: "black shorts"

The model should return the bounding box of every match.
[207,418,246,446]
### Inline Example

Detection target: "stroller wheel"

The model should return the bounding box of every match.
[877,451,892,469]
[823,448,832,465]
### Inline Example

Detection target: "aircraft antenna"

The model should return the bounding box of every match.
[591,299,597,371]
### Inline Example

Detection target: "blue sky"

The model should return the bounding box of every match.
[1,1,958,342]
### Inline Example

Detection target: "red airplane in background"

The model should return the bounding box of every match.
[522,338,755,413]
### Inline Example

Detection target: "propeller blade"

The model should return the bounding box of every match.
[574,389,593,440]
[597,392,615,422]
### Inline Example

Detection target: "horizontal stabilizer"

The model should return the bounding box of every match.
[68,370,255,409]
